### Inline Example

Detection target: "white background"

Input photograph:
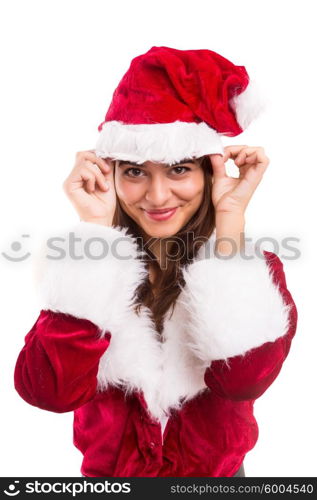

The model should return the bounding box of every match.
[0,0,316,477]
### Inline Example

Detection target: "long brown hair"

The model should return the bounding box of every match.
[112,156,215,335]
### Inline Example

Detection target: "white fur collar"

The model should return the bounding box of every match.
[32,221,291,422]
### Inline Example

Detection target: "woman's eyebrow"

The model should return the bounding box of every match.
[118,159,196,168]
[117,161,144,168]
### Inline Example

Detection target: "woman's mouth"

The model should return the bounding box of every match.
[143,207,178,221]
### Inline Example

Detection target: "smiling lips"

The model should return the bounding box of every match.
[144,207,178,221]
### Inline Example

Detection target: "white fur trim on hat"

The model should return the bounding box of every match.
[95,120,224,165]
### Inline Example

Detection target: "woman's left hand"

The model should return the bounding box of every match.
[209,145,270,215]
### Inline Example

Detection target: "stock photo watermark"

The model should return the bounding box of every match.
[1,230,301,270]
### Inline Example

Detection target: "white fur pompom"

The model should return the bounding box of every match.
[230,79,267,130]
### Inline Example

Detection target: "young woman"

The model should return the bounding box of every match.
[14,46,298,477]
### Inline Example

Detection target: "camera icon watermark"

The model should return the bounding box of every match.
[3,480,20,496]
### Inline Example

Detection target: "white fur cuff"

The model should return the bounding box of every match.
[32,221,148,333]
[179,251,292,364]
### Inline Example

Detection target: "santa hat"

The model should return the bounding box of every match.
[95,46,265,165]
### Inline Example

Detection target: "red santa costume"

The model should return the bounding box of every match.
[14,46,298,477]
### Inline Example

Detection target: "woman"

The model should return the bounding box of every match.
[14,46,297,477]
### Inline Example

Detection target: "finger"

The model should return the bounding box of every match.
[85,161,109,191]
[243,165,266,189]
[235,148,265,166]
[81,169,96,193]
[235,151,247,166]
[77,150,112,171]
[209,154,227,179]
[243,152,258,164]
[83,151,112,173]
[222,150,230,162]
[92,155,112,174]
[245,148,269,169]
[223,145,249,160]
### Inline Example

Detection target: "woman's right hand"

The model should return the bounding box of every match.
[62,150,117,226]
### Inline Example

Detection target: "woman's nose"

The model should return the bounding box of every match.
[144,179,171,205]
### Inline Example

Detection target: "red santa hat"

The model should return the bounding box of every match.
[95,46,265,165]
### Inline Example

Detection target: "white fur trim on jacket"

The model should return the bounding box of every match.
[95,120,224,165]
[32,221,208,422]
[32,223,291,421]
[178,238,292,365]
[32,221,148,332]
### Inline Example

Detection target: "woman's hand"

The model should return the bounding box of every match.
[62,150,117,226]
[209,145,270,256]
[209,145,270,215]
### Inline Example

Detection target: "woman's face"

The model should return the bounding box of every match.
[114,159,205,238]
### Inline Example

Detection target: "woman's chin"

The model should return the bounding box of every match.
[140,223,180,239]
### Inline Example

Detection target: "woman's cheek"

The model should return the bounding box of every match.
[115,179,143,204]
[175,178,204,200]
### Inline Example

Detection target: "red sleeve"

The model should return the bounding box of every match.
[14,309,111,413]
[204,251,298,401]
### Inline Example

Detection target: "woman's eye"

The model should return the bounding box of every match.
[172,166,191,174]
[123,166,190,177]
[124,168,144,177]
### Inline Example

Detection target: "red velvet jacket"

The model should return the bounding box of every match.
[14,222,298,477]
